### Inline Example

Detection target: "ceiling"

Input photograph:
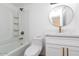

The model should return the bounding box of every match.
[12,3,25,8]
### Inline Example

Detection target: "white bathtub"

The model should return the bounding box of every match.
[0,38,30,56]
[6,43,30,56]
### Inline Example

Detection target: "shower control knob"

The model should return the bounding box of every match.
[19,37,24,40]
[21,31,24,35]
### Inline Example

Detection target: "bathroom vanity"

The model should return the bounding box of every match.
[45,33,79,56]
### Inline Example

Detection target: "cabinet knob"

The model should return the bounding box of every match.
[21,31,24,35]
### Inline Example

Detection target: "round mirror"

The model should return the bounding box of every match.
[49,5,74,28]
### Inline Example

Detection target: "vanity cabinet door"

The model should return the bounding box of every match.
[46,46,60,56]
[68,47,79,56]
[46,44,65,56]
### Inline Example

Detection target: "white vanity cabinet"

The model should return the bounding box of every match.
[45,35,79,56]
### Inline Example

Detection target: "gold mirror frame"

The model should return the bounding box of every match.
[49,5,74,32]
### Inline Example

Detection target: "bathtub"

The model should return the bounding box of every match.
[6,43,30,56]
[0,38,30,56]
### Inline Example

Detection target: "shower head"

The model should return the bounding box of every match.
[20,8,24,11]
[50,3,57,5]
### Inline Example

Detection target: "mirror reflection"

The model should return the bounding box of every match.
[49,5,74,32]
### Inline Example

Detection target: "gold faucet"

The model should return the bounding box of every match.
[59,26,61,33]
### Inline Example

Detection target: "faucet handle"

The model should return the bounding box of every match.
[59,26,61,33]
[21,31,24,35]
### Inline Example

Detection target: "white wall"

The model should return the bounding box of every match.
[24,3,79,42]
[0,3,79,43]
[24,3,56,41]
[24,9,30,43]
[61,3,79,34]
[0,4,17,44]
[0,3,78,44]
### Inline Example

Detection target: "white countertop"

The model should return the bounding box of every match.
[44,31,79,37]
